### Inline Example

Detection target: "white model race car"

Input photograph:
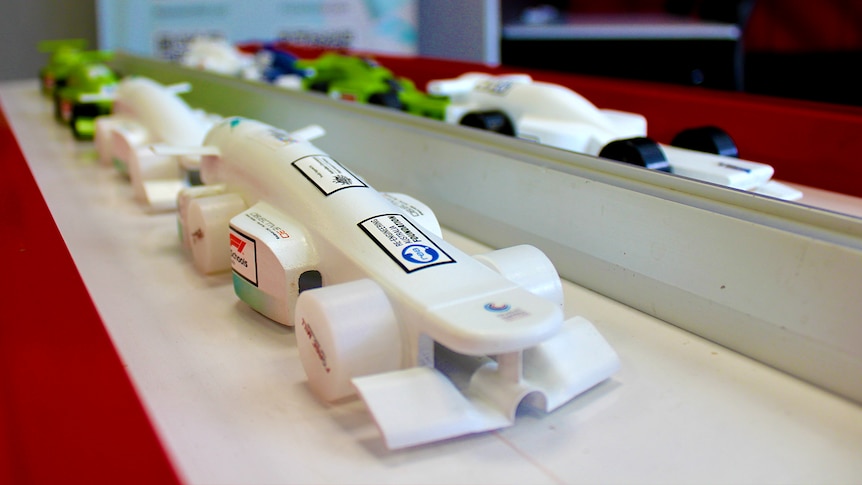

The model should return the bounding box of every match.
[429,73,802,200]
[179,37,255,77]
[94,76,220,210]
[174,117,619,449]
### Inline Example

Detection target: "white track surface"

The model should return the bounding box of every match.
[4,80,862,484]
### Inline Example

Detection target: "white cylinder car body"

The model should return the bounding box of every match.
[94,76,217,209]
[179,117,619,449]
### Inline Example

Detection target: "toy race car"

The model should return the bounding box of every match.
[295,53,421,109]
[38,38,88,95]
[429,73,802,200]
[179,37,255,76]
[94,76,220,210]
[174,117,619,449]
[242,43,311,86]
[53,62,118,139]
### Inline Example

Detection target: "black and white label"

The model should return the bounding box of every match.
[359,214,454,273]
[293,155,367,195]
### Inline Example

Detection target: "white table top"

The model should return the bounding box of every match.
[3,80,861,484]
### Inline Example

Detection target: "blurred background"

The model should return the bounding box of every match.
[2,0,860,106]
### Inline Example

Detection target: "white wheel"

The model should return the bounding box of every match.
[177,184,227,248]
[474,245,564,307]
[108,123,149,176]
[296,279,401,402]
[186,193,246,274]
[94,118,118,166]
[128,150,177,204]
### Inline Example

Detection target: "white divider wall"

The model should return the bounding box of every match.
[114,54,862,404]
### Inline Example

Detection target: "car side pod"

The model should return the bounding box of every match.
[351,316,619,449]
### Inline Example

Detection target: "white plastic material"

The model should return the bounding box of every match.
[430,72,800,199]
[141,180,187,212]
[295,279,402,402]
[187,192,246,274]
[351,367,512,449]
[180,37,255,76]
[177,183,227,248]
[661,145,772,189]
[95,119,147,169]
[93,76,219,209]
[228,201,319,325]
[184,116,618,448]
[751,179,804,200]
[430,72,642,148]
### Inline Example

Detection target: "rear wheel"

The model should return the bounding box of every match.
[296,279,401,402]
[186,193,246,274]
[599,137,671,172]
[460,111,516,136]
[368,89,404,110]
[70,103,100,140]
[671,126,739,158]
[70,116,94,140]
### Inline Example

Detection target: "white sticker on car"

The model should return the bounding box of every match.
[293,155,367,195]
[358,214,454,273]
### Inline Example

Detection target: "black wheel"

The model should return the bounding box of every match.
[186,169,203,187]
[39,71,51,95]
[70,114,84,139]
[309,81,330,93]
[671,126,739,158]
[599,137,672,172]
[70,103,104,140]
[459,111,516,136]
[53,91,65,123]
[368,89,404,110]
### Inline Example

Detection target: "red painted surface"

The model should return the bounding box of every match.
[0,107,181,484]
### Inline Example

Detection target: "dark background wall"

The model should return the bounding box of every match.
[517,0,862,105]
[0,0,98,81]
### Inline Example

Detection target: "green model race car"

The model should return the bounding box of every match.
[38,39,88,95]
[38,39,114,97]
[296,52,449,119]
[54,62,119,140]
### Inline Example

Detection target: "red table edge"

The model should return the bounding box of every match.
[0,104,182,484]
